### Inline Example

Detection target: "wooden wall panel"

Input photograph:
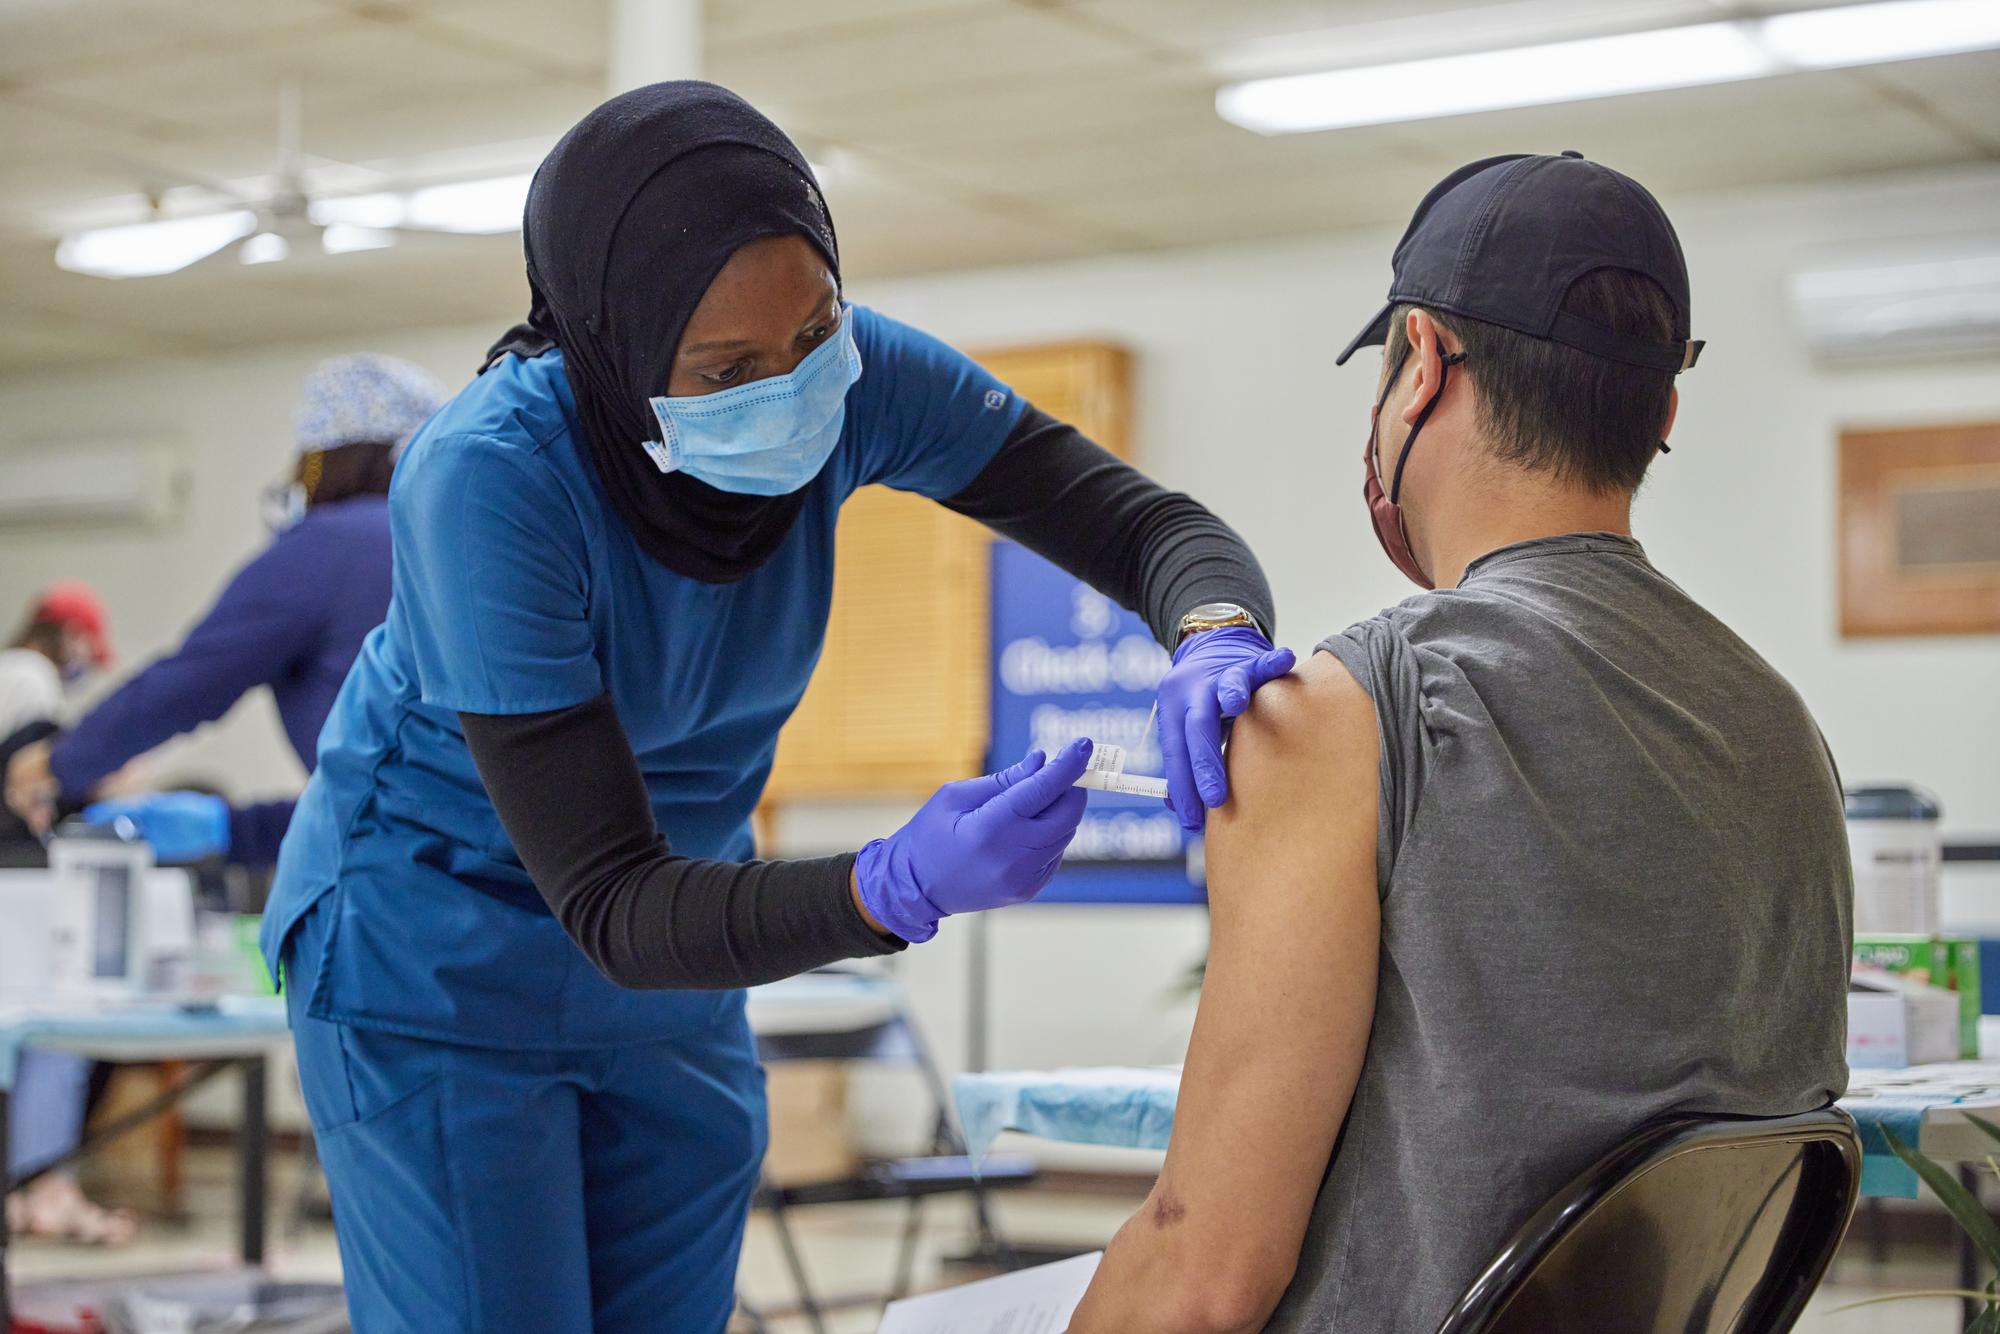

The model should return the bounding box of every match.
[1840,421,2000,638]
[763,342,1132,799]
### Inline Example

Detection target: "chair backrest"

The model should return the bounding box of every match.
[1435,1107,1862,1334]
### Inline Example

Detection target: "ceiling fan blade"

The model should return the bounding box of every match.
[179,229,261,274]
[103,154,257,210]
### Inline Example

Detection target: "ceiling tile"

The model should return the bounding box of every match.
[708,0,1005,50]
[1858,51,2000,155]
[869,97,1430,201]
[1052,153,1443,252]
[20,12,569,145]
[708,4,1140,109]
[766,58,1197,156]
[0,0,1996,377]
[1386,67,1976,190]
[394,0,607,79]
[825,166,1110,278]
[0,0,341,80]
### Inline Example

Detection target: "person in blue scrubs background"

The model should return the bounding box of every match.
[4,354,443,867]
[261,82,1293,1333]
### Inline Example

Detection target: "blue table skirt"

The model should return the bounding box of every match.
[954,1067,1973,1200]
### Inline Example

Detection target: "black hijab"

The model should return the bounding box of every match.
[485,82,841,583]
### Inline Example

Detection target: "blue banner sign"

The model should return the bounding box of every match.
[989,541,1202,904]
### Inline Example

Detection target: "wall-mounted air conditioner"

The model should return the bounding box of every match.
[1787,237,2000,365]
[0,443,187,529]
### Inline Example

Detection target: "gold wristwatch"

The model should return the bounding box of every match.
[1176,601,1260,643]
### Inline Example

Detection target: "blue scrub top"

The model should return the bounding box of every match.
[263,305,1023,1049]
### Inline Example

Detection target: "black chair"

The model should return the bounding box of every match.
[734,978,1038,1334]
[1435,1107,1862,1334]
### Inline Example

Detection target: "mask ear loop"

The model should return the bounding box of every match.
[1370,347,1412,489]
[1388,349,1467,506]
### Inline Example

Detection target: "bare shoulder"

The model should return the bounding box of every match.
[1221,651,1377,814]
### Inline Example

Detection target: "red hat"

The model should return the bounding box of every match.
[31,580,113,668]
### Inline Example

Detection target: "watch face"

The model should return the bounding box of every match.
[1186,602,1246,623]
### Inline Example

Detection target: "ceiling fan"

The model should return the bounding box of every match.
[56,78,531,279]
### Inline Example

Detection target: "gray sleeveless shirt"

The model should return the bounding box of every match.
[1264,533,1850,1332]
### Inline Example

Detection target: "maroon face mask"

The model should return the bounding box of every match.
[1363,344,1467,590]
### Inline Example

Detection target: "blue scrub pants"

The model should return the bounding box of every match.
[282,907,767,1334]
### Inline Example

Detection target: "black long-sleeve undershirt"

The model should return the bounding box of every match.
[462,408,1274,990]
[461,697,897,990]
[946,404,1273,645]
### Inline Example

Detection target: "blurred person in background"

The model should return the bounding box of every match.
[0,582,135,1245]
[4,354,443,867]
[260,81,1291,1333]
[0,582,112,863]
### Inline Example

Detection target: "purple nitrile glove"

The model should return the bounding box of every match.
[855,739,1094,943]
[1155,625,1296,831]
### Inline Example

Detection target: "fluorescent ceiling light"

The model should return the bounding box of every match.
[310,192,405,230]
[1762,0,2000,67]
[403,173,531,234]
[55,209,256,278]
[239,232,289,265]
[56,171,531,279]
[308,174,530,234]
[321,224,397,255]
[1218,0,2000,135]
[1220,23,1772,132]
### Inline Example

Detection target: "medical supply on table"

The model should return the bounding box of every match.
[1073,741,1168,799]
[1855,934,1981,1058]
[0,869,55,998]
[45,823,194,997]
[954,1066,1182,1165]
[1846,783,1943,935]
[1848,974,1961,1069]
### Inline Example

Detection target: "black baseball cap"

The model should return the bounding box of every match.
[1337,151,1703,374]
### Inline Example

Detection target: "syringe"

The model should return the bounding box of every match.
[1072,741,1169,800]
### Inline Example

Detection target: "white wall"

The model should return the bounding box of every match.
[5,165,1999,1148]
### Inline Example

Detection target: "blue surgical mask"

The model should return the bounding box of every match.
[644,308,863,496]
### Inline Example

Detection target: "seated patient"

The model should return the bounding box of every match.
[1069,154,1852,1333]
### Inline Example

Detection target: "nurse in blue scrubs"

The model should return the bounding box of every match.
[263,82,1291,1333]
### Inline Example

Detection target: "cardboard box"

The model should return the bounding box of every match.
[1848,974,1961,1069]
[1854,934,1982,1058]
[761,1061,859,1186]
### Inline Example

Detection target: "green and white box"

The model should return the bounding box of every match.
[1853,934,1981,1059]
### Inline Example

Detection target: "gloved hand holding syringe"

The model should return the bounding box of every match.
[1070,702,1170,800]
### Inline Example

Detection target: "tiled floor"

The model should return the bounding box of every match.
[6,1149,1976,1332]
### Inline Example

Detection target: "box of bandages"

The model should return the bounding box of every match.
[1847,973,1961,1069]
[1854,934,1982,1059]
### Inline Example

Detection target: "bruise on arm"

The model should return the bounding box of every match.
[1068,652,1382,1334]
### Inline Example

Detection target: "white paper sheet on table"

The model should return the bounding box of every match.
[878,1252,1102,1333]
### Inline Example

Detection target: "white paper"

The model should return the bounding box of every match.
[878,1252,1103,1334]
